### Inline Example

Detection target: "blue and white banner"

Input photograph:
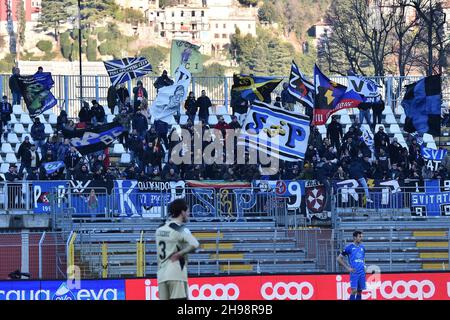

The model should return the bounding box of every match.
[33,181,68,214]
[114,180,185,217]
[288,60,314,108]
[0,280,125,300]
[239,101,310,162]
[150,65,191,124]
[347,71,381,102]
[421,146,447,171]
[104,57,152,86]
[43,161,65,175]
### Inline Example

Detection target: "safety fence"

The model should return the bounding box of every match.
[0,231,67,280]
[1,74,448,118]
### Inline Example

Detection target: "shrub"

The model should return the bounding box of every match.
[87,38,97,61]
[36,40,53,52]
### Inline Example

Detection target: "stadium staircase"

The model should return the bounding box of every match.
[335,215,450,272]
[61,218,323,278]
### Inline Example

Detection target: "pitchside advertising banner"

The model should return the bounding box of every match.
[29,179,450,218]
[1,273,449,300]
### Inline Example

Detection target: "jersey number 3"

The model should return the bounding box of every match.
[158,241,166,259]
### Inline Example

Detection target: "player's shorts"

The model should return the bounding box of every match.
[350,272,366,291]
[158,280,189,300]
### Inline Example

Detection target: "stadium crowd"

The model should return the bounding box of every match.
[1,70,448,184]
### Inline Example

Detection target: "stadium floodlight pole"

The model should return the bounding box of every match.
[78,0,83,103]
[428,0,433,76]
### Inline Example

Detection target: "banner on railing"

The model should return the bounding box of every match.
[405,179,450,217]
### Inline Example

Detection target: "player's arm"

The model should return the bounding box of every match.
[170,229,200,262]
[337,250,355,273]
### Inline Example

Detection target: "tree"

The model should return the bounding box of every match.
[319,0,395,76]
[159,0,179,8]
[406,0,449,75]
[38,0,71,42]
[87,38,97,61]
[16,0,25,48]
[140,46,169,74]
[237,0,258,6]
[60,31,72,60]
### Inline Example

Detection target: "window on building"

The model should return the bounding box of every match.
[161,22,164,29]
[216,24,219,29]
[181,11,184,17]
[215,34,220,39]
[248,24,251,29]
[172,11,175,17]
[201,11,204,17]
[222,34,227,38]
[192,11,195,17]
[192,24,197,30]
[234,24,237,29]
[157,12,160,17]
[172,23,175,30]
[223,24,226,28]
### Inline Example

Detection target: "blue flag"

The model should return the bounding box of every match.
[17,72,57,116]
[421,146,447,171]
[43,161,65,175]
[288,60,314,108]
[104,57,152,86]
[402,75,441,137]
[313,65,364,125]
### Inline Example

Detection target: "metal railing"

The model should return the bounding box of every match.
[1,74,448,118]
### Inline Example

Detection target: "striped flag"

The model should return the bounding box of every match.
[288,60,314,108]
[239,101,310,162]
[103,57,152,86]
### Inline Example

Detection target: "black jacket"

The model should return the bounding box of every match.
[184,97,197,116]
[78,106,92,123]
[196,96,212,118]
[9,74,20,93]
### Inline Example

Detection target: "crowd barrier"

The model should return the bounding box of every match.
[1,74,448,118]
[0,272,448,300]
[2,178,450,226]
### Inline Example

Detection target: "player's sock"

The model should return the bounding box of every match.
[349,294,356,300]
[356,294,362,300]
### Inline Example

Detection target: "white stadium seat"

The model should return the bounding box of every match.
[48,114,57,125]
[215,106,229,115]
[427,141,437,150]
[9,114,18,124]
[7,133,19,144]
[1,143,13,153]
[107,114,115,123]
[5,153,17,163]
[113,144,125,154]
[120,153,131,164]
[382,106,394,115]
[208,115,218,126]
[43,108,54,115]
[317,125,326,136]
[339,114,352,125]
[388,124,401,134]
[103,106,111,115]
[423,133,434,144]
[399,113,406,124]
[0,163,10,174]
[13,124,26,135]
[15,144,20,153]
[44,124,54,135]
[0,155,3,163]
[384,114,397,124]
[20,114,33,125]
[179,115,188,125]
[13,105,22,115]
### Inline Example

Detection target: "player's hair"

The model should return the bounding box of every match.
[168,198,188,218]
[353,230,363,238]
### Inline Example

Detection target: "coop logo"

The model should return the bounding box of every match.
[261,282,314,300]
[190,283,240,300]
[336,276,435,300]
[52,283,76,300]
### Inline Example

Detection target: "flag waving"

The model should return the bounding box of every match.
[239,101,310,162]
[18,72,57,117]
[288,61,314,108]
[104,57,152,86]
[402,75,441,137]
[170,40,203,75]
[347,71,381,103]
[313,65,364,125]
[231,74,282,103]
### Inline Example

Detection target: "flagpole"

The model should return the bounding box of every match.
[78,0,83,103]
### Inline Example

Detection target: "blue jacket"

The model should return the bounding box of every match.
[132,113,148,133]
[31,123,46,141]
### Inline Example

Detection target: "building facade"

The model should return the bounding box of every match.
[148,0,257,56]
[0,0,41,22]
